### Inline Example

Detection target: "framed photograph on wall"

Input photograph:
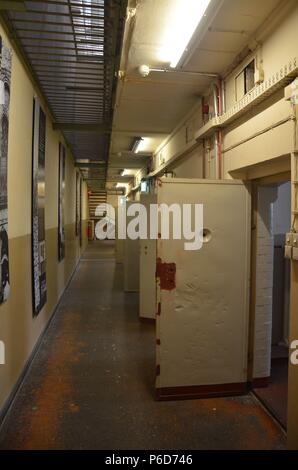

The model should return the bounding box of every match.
[58,143,65,261]
[0,37,12,304]
[32,97,47,316]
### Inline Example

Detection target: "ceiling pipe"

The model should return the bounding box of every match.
[115,151,152,158]
[138,65,219,79]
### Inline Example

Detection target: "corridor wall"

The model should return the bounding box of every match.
[0,22,88,416]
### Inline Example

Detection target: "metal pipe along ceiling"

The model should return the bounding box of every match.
[1,0,128,189]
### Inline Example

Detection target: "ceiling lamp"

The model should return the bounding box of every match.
[160,0,212,68]
[131,137,144,154]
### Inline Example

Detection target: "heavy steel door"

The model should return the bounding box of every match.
[156,178,251,400]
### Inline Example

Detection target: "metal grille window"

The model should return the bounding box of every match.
[72,0,105,59]
[235,60,256,101]
[1,0,127,190]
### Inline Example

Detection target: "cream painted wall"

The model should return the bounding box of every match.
[171,145,204,178]
[223,91,294,177]
[0,23,88,416]
[153,102,203,173]
[107,194,120,208]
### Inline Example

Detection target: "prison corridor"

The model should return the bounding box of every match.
[0,242,286,450]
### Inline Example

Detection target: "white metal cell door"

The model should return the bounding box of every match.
[156,178,251,400]
[139,194,157,320]
[124,202,140,293]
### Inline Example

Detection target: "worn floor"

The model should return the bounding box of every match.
[254,358,288,429]
[0,242,286,450]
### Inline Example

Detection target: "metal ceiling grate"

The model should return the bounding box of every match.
[1,0,127,188]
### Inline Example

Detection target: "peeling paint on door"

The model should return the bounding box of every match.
[156,258,176,291]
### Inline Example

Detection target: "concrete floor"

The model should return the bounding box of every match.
[0,241,286,450]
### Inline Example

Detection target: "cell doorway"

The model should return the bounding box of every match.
[250,176,291,430]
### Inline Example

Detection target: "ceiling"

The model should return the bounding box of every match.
[0,0,284,192]
[0,0,127,190]
[109,0,283,188]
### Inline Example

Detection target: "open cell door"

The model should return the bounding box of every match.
[124,202,139,293]
[139,193,157,320]
[156,178,251,400]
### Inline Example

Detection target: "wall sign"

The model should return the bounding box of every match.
[32,97,47,316]
[0,38,11,304]
[58,143,65,261]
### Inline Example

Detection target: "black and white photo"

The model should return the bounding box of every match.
[0,37,11,304]
[32,97,47,316]
[58,143,65,261]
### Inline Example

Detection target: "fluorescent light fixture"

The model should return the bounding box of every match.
[160,0,211,68]
[76,159,105,164]
[132,137,144,154]
[141,180,148,193]
[121,169,134,177]
[116,183,129,194]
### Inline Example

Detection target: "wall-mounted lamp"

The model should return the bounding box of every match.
[131,137,144,154]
